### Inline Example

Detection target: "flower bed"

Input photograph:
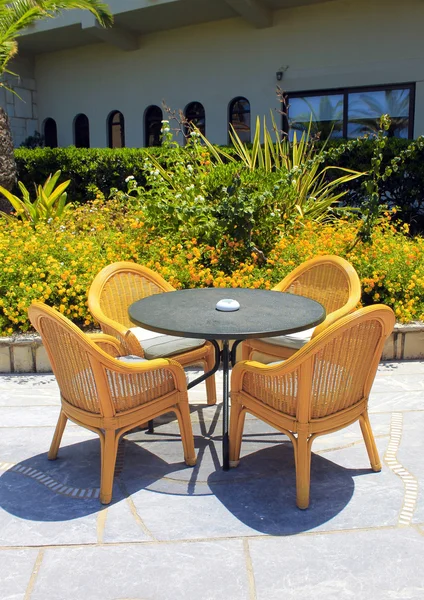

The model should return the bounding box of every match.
[0,196,423,336]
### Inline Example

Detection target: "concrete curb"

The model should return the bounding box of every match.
[0,322,423,373]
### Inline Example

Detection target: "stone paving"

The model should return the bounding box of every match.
[0,361,424,599]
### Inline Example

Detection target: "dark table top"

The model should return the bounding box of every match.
[128,288,325,341]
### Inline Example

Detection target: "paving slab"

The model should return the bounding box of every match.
[30,540,250,600]
[248,528,424,600]
[0,362,423,599]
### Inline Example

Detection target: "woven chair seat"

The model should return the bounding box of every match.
[88,262,217,405]
[230,305,395,510]
[28,302,197,505]
[242,255,362,362]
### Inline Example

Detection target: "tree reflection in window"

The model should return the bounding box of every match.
[348,89,411,138]
[43,118,58,148]
[287,84,414,140]
[289,94,344,140]
[229,97,251,143]
[184,102,205,138]
[144,105,163,147]
[108,110,125,148]
[74,114,90,148]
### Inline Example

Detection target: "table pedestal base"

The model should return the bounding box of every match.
[147,339,241,470]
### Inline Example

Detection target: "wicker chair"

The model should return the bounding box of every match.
[241,255,361,362]
[88,262,216,405]
[230,305,395,509]
[28,302,196,505]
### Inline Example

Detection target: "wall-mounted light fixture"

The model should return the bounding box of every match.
[276,66,289,81]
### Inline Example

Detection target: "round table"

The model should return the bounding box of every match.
[129,288,325,469]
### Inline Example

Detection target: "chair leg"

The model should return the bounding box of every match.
[204,353,217,406]
[359,411,381,471]
[174,401,196,466]
[229,400,246,467]
[294,431,312,509]
[241,342,251,361]
[48,409,68,460]
[99,429,120,505]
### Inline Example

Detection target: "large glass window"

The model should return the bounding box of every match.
[144,105,163,147]
[348,88,411,138]
[184,101,205,137]
[43,118,58,148]
[288,94,344,139]
[108,110,125,148]
[229,97,251,143]
[287,84,414,139]
[74,113,90,148]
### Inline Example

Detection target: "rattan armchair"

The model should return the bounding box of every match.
[230,305,395,509]
[28,302,196,505]
[242,255,361,362]
[88,262,216,405]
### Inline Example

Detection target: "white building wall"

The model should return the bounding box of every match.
[26,0,424,146]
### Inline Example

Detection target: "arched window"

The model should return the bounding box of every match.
[108,110,125,148]
[144,105,163,147]
[74,113,90,148]
[43,118,58,148]
[184,101,205,137]
[229,97,251,143]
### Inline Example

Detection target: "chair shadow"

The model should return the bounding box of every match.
[0,438,194,522]
[207,444,372,535]
[0,404,375,534]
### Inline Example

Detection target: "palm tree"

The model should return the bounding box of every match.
[0,1,113,199]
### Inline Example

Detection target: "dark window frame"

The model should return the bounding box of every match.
[284,82,415,139]
[107,110,125,148]
[228,96,251,144]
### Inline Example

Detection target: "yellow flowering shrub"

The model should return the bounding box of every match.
[0,200,423,336]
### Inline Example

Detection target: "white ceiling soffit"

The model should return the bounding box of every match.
[224,0,272,28]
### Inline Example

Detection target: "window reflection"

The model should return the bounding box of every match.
[184,102,205,137]
[229,97,251,143]
[288,94,344,140]
[348,89,410,138]
[287,85,413,140]
[144,105,163,147]
[108,110,125,148]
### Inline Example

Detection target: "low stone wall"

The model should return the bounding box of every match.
[0,322,423,373]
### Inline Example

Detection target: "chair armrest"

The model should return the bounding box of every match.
[90,313,144,357]
[97,352,188,393]
[86,333,125,357]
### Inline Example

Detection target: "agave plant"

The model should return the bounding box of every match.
[0,170,72,226]
[197,113,365,225]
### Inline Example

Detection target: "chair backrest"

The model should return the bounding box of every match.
[28,302,177,417]
[273,255,361,336]
[241,305,394,421]
[306,305,394,419]
[88,262,174,329]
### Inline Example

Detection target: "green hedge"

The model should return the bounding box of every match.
[14,139,424,230]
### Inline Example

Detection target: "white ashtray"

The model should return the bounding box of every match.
[216,299,240,312]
